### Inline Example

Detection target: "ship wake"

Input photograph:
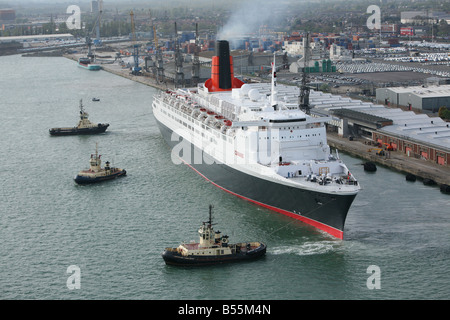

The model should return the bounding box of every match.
[271,241,339,256]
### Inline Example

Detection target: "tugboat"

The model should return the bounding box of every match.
[74,143,126,184]
[162,205,266,266]
[49,100,109,136]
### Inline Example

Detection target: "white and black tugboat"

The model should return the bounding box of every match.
[74,143,126,184]
[49,100,109,136]
[162,205,266,266]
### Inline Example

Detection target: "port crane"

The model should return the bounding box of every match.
[191,23,200,87]
[94,0,103,45]
[174,22,184,88]
[153,25,165,83]
[130,10,142,75]
[84,5,103,62]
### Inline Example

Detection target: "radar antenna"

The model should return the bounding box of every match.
[271,52,278,111]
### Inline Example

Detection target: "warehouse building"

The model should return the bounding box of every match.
[0,9,15,21]
[0,34,75,44]
[310,90,450,166]
[375,85,450,113]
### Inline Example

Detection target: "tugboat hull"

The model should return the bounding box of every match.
[74,169,126,184]
[162,243,266,266]
[49,124,109,136]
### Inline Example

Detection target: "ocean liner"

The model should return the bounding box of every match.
[152,41,360,239]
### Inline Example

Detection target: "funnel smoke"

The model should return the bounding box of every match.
[217,0,289,41]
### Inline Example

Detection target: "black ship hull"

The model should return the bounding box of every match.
[49,124,109,136]
[74,169,126,184]
[156,119,357,239]
[162,244,267,266]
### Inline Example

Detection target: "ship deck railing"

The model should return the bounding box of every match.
[287,174,358,187]
[156,94,236,140]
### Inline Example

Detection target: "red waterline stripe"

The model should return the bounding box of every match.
[181,160,343,240]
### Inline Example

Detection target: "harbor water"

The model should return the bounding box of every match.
[0,55,448,300]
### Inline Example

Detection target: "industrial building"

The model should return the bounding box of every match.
[0,34,75,44]
[310,90,450,167]
[287,37,337,73]
[400,11,450,24]
[0,9,15,22]
[376,85,450,113]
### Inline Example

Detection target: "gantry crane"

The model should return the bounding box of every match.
[85,5,103,62]
[94,0,103,45]
[153,25,165,83]
[130,10,141,75]
[191,23,200,87]
[174,22,184,88]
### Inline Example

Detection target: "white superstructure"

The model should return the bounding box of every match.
[152,80,359,195]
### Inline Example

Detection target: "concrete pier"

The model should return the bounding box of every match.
[65,53,171,91]
[327,132,450,186]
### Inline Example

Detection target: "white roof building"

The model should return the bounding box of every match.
[309,89,450,155]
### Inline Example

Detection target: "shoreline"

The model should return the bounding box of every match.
[63,54,450,190]
[64,53,170,91]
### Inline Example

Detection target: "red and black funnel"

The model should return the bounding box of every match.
[204,40,244,92]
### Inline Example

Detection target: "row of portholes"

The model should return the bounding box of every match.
[258,133,321,139]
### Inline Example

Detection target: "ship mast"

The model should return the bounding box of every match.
[299,32,311,114]
[198,205,216,248]
[208,204,213,227]
[271,52,278,111]
[89,142,101,171]
[79,99,87,120]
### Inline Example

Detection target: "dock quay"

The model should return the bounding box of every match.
[63,53,450,191]
[64,53,171,91]
[327,132,450,187]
